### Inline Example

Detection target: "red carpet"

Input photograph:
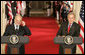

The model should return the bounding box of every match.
[23,17,59,54]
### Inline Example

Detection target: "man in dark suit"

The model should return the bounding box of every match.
[3,14,31,54]
[56,12,80,54]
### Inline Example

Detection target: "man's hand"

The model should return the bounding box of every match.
[21,21,26,26]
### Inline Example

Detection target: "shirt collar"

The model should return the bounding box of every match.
[68,22,73,27]
[14,23,19,30]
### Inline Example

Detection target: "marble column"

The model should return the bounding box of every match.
[1,1,7,54]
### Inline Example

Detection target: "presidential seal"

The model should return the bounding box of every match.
[64,35,73,45]
[9,35,19,44]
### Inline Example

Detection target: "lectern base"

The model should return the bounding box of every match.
[64,48,72,54]
[11,48,19,54]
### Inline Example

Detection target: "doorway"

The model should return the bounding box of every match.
[29,1,49,17]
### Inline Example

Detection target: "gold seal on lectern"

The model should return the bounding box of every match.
[64,35,73,45]
[9,35,19,44]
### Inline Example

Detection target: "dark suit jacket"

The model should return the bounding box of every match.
[56,21,80,54]
[3,24,31,54]
[3,24,31,36]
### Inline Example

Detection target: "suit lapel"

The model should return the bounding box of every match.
[10,24,16,35]
[19,25,22,31]
[69,22,75,35]
[63,22,68,36]
[12,24,15,31]
[66,22,68,35]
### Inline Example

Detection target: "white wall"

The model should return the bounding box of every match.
[73,1,82,54]
[1,1,7,54]
[73,1,82,23]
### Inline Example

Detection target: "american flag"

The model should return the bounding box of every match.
[78,1,84,54]
[55,1,57,5]
[63,1,73,12]
[59,1,73,22]
[16,1,21,14]
[6,1,22,25]
[6,1,13,24]
[65,1,73,8]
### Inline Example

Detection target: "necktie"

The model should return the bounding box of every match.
[14,25,19,35]
[16,25,18,30]
[68,24,71,33]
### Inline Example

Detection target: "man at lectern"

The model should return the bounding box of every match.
[3,14,31,54]
[56,12,80,54]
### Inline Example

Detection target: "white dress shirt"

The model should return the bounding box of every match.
[14,23,19,30]
[68,22,73,28]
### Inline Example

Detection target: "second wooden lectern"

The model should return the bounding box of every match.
[54,36,82,54]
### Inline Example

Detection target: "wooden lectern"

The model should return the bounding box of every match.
[54,36,83,54]
[1,35,29,54]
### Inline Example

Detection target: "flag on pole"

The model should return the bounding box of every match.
[65,1,73,8]
[6,1,22,25]
[10,1,14,3]
[78,1,84,54]
[6,1,13,25]
[63,1,73,12]
[55,1,57,5]
[21,1,26,16]
[16,1,21,14]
